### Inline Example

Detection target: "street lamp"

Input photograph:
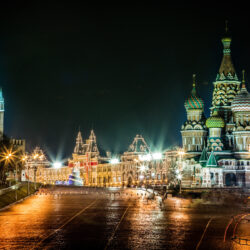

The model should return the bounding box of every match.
[3,150,18,200]
[26,147,48,191]
[32,153,44,190]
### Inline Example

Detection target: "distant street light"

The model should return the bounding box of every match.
[140,165,146,172]
[178,149,185,157]
[3,149,18,200]
[139,175,144,180]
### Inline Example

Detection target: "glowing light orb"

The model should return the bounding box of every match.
[177,174,182,180]
[139,175,144,180]
[140,165,146,172]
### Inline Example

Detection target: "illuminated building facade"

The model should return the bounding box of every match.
[42,133,168,187]
[181,32,250,188]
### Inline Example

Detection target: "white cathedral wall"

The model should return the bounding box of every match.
[187,109,203,121]
[233,131,250,151]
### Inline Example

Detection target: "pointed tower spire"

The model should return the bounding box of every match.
[191,74,196,94]
[128,134,151,153]
[74,130,84,154]
[242,69,246,89]
[86,130,99,155]
[206,151,218,167]
[217,21,237,81]
[225,20,228,34]
[199,147,208,167]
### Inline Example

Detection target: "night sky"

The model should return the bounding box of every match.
[1,3,250,160]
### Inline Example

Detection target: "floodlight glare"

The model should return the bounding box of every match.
[139,154,152,161]
[53,162,62,169]
[110,158,119,164]
[152,152,162,160]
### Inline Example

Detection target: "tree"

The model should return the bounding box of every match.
[0,135,23,186]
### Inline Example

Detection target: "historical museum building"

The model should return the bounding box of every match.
[181,33,250,188]
[41,131,168,187]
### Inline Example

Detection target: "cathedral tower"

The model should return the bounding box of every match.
[211,28,240,124]
[0,87,4,138]
[231,70,250,151]
[181,75,207,152]
[206,109,225,151]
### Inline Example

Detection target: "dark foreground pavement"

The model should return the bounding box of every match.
[0,186,249,250]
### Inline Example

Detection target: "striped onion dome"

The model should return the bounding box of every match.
[206,110,225,128]
[231,80,250,112]
[184,75,204,111]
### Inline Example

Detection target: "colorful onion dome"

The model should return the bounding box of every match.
[231,70,250,112]
[184,74,204,111]
[206,110,225,128]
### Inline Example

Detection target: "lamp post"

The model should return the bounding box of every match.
[32,153,44,190]
[21,155,29,195]
[5,151,18,200]
[24,147,49,192]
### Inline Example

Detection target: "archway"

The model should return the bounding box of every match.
[225,173,236,186]
[127,176,132,187]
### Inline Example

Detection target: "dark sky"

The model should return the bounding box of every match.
[1,3,250,160]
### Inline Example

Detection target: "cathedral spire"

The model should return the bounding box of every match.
[86,130,99,155]
[74,130,84,154]
[242,69,246,89]
[191,74,196,95]
[217,21,237,81]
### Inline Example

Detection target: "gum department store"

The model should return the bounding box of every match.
[10,32,250,188]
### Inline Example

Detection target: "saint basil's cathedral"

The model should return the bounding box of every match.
[181,32,250,188]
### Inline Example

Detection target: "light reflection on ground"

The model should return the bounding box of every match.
[0,187,248,249]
